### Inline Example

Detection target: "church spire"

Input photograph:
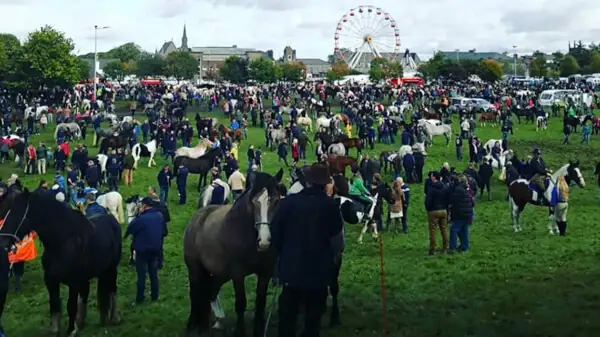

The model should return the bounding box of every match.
[181,24,188,51]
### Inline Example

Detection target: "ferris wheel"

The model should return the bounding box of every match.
[334,5,401,71]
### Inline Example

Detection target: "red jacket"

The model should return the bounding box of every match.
[27,146,36,160]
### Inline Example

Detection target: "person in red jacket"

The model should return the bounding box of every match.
[26,143,36,174]
[291,138,299,166]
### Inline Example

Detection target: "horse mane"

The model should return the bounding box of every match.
[557,176,569,201]
[552,164,570,182]
[15,191,94,246]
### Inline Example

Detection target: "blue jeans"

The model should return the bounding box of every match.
[159,186,169,204]
[449,220,469,251]
[135,250,160,302]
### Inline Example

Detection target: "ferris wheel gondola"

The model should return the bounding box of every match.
[333,5,401,70]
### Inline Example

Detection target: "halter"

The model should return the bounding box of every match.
[0,201,31,247]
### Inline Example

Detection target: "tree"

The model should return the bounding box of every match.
[529,55,548,77]
[248,57,277,83]
[478,59,503,82]
[417,52,445,79]
[584,51,600,74]
[76,58,91,80]
[105,43,142,63]
[326,61,350,82]
[369,58,403,82]
[136,54,166,77]
[559,55,580,76]
[19,26,80,88]
[218,56,249,83]
[166,51,198,80]
[102,60,126,81]
[281,62,306,82]
[501,61,526,76]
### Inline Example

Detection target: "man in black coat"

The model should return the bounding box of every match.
[413,149,425,183]
[271,163,344,337]
[478,159,493,200]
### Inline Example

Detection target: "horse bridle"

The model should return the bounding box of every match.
[0,201,31,250]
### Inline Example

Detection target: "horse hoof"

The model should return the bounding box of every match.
[212,321,223,330]
[68,327,78,337]
[110,314,121,325]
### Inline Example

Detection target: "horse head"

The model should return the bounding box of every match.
[0,188,34,249]
[566,160,585,188]
[125,195,142,224]
[378,183,395,204]
[245,170,283,251]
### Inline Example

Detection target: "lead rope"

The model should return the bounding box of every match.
[263,283,280,337]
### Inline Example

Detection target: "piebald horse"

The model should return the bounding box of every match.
[183,170,283,337]
[508,161,585,233]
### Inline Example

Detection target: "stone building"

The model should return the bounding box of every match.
[282,46,330,77]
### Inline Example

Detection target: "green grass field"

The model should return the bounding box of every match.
[2,104,600,337]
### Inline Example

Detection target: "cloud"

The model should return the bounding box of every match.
[0,0,599,60]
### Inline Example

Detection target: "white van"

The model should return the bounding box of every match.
[586,77,600,85]
[538,89,580,107]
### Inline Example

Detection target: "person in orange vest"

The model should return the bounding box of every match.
[0,220,37,293]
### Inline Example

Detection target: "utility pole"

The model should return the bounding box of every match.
[93,25,110,101]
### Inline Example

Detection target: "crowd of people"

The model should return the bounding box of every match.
[0,75,599,336]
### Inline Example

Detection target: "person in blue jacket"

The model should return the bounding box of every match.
[176,164,189,205]
[162,130,176,163]
[85,160,99,188]
[107,157,120,191]
[230,118,240,131]
[84,192,108,218]
[403,152,416,183]
[209,179,226,205]
[157,164,172,204]
[125,197,165,304]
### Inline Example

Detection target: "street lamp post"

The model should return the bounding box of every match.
[93,25,109,101]
[513,45,517,77]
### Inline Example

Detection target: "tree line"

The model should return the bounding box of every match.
[418,53,505,82]
[215,56,307,83]
[529,42,600,77]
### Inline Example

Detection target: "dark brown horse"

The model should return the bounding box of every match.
[183,169,283,337]
[325,155,357,176]
[423,110,441,120]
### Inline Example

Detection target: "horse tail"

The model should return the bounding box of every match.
[116,198,125,224]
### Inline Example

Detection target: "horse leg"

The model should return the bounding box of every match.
[75,281,90,330]
[232,276,247,337]
[66,285,79,337]
[252,274,270,337]
[548,207,557,235]
[106,267,121,325]
[358,222,368,244]
[46,280,61,337]
[96,273,111,326]
[509,197,519,233]
[371,220,379,240]
[329,257,342,326]
[186,264,209,336]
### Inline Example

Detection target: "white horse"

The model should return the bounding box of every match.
[54,122,81,139]
[484,151,511,170]
[268,127,286,150]
[132,140,158,169]
[81,99,105,111]
[357,194,380,244]
[25,105,48,118]
[536,113,548,131]
[327,143,346,156]
[96,191,125,223]
[97,154,108,184]
[175,139,213,159]
[296,116,312,131]
[199,179,231,207]
[484,139,502,153]
[316,116,332,131]
[418,119,452,146]
[386,106,399,115]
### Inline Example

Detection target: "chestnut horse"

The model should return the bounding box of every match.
[325,155,357,176]
[479,111,498,127]
[339,137,363,157]
[423,110,441,120]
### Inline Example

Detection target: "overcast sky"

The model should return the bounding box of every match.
[1,0,599,60]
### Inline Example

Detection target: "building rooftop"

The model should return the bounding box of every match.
[439,50,511,61]
[297,58,329,65]
[189,46,259,55]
